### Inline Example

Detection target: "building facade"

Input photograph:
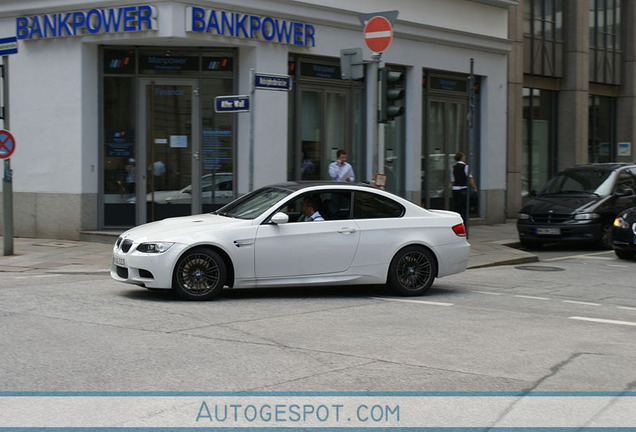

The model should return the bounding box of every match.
[507,0,636,217]
[0,0,512,239]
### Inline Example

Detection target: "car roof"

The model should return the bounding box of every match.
[264,181,378,192]
[563,162,636,172]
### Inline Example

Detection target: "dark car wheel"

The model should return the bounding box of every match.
[614,249,635,260]
[387,246,437,296]
[173,248,226,301]
[520,239,542,250]
[599,224,613,250]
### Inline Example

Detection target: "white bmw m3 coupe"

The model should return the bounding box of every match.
[111,182,470,300]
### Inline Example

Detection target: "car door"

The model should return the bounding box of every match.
[614,168,636,212]
[254,191,360,278]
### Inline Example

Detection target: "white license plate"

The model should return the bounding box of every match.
[536,227,560,235]
[113,255,126,267]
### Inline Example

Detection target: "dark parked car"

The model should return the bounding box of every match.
[612,206,636,260]
[517,163,636,249]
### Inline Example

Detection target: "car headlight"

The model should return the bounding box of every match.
[136,242,175,253]
[614,217,629,229]
[518,213,531,220]
[573,213,600,220]
[633,223,636,235]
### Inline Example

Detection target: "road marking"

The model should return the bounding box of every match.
[569,316,636,327]
[371,297,453,306]
[607,264,630,268]
[514,295,550,301]
[617,306,636,311]
[544,251,614,262]
[470,290,502,295]
[562,300,601,306]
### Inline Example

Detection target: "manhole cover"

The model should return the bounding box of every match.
[515,265,565,272]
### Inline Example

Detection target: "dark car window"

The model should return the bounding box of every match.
[276,191,352,222]
[615,171,636,195]
[541,169,613,196]
[353,191,405,219]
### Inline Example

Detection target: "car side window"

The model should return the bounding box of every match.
[277,191,352,222]
[615,171,636,195]
[353,191,405,219]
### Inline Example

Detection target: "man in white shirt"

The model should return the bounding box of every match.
[329,149,355,182]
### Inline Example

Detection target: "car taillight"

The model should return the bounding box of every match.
[452,223,466,237]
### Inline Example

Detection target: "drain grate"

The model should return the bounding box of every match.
[515,265,565,272]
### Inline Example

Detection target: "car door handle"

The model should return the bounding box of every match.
[337,227,357,234]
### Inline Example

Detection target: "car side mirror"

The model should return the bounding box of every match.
[270,212,289,225]
[530,190,537,198]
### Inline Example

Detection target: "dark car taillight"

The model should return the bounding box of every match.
[452,223,466,237]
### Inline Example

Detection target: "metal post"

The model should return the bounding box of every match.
[2,54,13,255]
[3,159,12,255]
[249,68,255,192]
[371,53,381,182]
[466,58,475,237]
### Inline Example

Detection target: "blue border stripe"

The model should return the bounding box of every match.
[1,428,636,432]
[1,391,635,397]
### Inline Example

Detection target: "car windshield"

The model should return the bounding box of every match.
[213,187,293,219]
[539,169,614,196]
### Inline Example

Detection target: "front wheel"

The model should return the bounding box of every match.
[614,249,635,260]
[598,224,613,250]
[173,248,226,301]
[387,246,437,296]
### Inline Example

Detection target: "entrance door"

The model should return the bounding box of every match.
[297,88,348,180]
[137,79,200,223]
[423,99,466,210]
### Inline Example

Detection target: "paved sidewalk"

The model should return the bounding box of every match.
[0,221,536,275]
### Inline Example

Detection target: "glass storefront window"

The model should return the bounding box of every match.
[103,76,136,226]
[522,87,557,197]
[588,95,616,163]
[102,47,235,227]
[289,56,365,184]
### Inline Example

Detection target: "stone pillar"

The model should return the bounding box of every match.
[617,0,636,161]
[506,0,524,218]
[558,0,589,168]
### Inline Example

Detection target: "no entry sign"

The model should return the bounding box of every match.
[364,16,393,53]
[0,129,16,159]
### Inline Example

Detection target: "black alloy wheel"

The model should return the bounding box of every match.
[387,246,437,296]
[173,248,226,300]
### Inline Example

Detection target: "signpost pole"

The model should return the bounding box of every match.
[370,53,380,185]
[2,55,13,256]
[249,68,255,192]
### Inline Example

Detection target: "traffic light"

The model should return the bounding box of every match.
[378,66,404,123]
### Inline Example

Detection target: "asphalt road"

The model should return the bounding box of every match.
[1,249,634,394]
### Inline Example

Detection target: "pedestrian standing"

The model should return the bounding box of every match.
[451,151,477,222]
[328,149,355,182]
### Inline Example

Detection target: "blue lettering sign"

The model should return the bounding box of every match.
[16,5,157,40]
[185,7,316,47]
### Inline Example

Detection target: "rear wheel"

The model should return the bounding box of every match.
[387,246,437,296]
[173,248,226,301]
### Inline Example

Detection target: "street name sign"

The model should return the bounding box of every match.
[254,73,292,91]
[214,95,250,113]
[0,37,18,56]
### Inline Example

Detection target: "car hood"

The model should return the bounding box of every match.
[119,214,252,243]
[520,194,605,214]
